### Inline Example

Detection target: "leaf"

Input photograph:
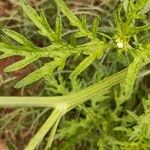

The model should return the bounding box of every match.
[15,61,58,88]
[55,0,82,29]
[140,0,150,14]
[135,23,150,31]
[0,42,35,54]
[70,52,101,79]
[120,44,150,100]
[20,2,57,41]
[4,56,38,72]
[81,15,88,31]
[0,53,14,59]
[122,0,129,13]
[55,15,62,41]
[74,31,88,38]
[120,59,141,100]
[127,110,138,121]
[135,0,150,12]
[3,28,34,47]
[92,17,100,38]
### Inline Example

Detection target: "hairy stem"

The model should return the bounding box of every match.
[0,68,127,109]
[25,109,63,150]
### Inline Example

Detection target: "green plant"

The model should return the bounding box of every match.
[0,0,150,149]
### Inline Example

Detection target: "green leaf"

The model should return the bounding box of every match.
[20,2,57,42]
[122,0,129,13]
[120,44,150,100]
[55,0,82,29]
[70,51,102,79]
[0,53,14,59]
[92,17,100,38]
[140,0,150,14]
[3,28,34,47]
[55,15,62,41]
[135,0,150,13]
[74,31,88,38]
[15,61,58,88]
[81,15,88,31]
[0,42,35,54]
[135,23,150,31]
[120,59,141,100]
[4,56,38,72]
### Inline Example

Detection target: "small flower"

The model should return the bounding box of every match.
[117,41,124,49]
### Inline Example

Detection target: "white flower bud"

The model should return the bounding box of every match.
[117,42,124,49]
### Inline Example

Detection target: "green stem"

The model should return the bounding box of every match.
[25,109,63,150]
[66,68,127,110]
[0,68,127,109]
[44,117,61,150]
[0,96,63,108]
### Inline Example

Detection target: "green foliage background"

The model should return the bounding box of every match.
[0,0,150,149]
